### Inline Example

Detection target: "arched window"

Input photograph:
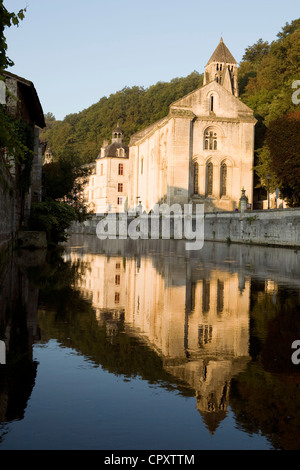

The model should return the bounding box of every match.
[193,162,199,194]
[204,129,217,150]
[207,162,213,196]
[221,163,227,197]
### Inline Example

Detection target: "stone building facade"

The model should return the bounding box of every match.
[85,39,256,214]
[84,127,129,214]
[0,71,45,249]
[128,38,256,213]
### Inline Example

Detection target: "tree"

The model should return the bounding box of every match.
[0,2,26,71]
[242,38,270,64]
[0,2,26,151]
[266,111,300,206]
[238,19,300,205]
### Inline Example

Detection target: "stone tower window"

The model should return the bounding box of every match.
[210,95,214,112]
[118,163,124,175]
[204,130,217,150]
[193,162,199,194]
[207,162,213,196]
[221,163,227,196]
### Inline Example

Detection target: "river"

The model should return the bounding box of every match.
[0,235,300,450]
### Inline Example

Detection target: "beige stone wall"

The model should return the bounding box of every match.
[128,79,256,213]
[83,157,129,214]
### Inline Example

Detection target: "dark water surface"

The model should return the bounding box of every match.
[0,235,300,450]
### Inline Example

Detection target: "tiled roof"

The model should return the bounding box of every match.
[206,38,237,65]
[104,142,128,157]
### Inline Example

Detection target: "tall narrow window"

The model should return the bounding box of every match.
[115,274,120,285]
[217,280,224,314]
[191,282,196,311]
[207,162,213,196]
[221,163,227,197]
[118,183,123,193]
[202,280,210,314]
[210,95,214,112]
[118,163,124,175]
[193,163,199,194]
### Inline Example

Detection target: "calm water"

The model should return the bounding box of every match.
[0,235,300,450]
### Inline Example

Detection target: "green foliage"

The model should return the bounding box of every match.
[0,1,27,150]
[40,71,203,164]
[239,20,300,126]
[42,160,76,200]
[0,1,26,71]
[0,2,34,214]
[254,146,280,192]
[238,18,300,201]
[266,111,300,206]
[28,199,78,244]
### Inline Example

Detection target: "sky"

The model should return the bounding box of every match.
[3,0,300,121]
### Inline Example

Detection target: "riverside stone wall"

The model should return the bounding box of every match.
[68,208,300,249]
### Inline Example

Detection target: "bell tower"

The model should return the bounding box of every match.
[203,38,239,97]
[112,124,124,144]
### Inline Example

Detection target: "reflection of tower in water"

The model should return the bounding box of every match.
[71,249,251,434]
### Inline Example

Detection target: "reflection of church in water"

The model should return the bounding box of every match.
[72,247,250,434]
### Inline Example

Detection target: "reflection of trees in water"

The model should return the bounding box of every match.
[0,249,40,440]
[38,307,194,397]
[230,280,300,450]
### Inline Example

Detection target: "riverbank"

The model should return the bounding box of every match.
[68,208,300,249]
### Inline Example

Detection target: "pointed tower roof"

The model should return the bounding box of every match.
[206,37,237,65]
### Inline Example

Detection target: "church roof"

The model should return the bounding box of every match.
[112,126,123,134]
[206,38,237,65]
[103,141,128,158]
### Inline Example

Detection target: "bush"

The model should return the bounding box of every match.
[28,199,77,244]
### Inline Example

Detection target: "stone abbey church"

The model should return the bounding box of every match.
[85,38,256,214]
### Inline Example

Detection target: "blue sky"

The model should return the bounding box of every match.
[4,0,300,121]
